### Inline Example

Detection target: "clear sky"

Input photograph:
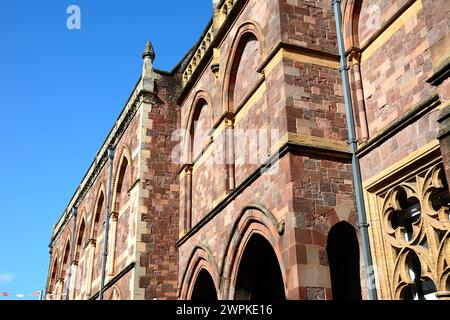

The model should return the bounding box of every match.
[0,0,212,300]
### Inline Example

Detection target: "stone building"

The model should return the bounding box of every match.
[45,0,450,300]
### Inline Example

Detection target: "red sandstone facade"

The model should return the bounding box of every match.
[46,0,450,300]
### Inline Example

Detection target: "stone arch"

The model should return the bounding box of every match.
[220,204,286,299]
[190,269,218,301]
[184,90,215,164]
[107,285,122,300]
[393,248,437,300]
[321,206,360,235]
[180,245,220,300]
[222,21,267,113]
[49,253,60,290]
[111,145,133,213]
[343,0,363,49]
[74,213,87,261]
[60,237,71,279]
[90,183,106,239]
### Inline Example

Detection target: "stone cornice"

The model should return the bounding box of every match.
[177,0,248,106]
[84,238,96,249]
[181,0,242,87]
[438,100,450,139]
[50,80,158,246]
[427,60,450,86]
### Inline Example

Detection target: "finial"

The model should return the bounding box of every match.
[142,41,155,61]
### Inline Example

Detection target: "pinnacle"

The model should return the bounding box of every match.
[142,41,155,61]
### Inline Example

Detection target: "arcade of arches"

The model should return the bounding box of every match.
[47,0,450,300]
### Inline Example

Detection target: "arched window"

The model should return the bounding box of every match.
[115,157,130,213]
[49,257,59,293]
[75,219,86,261]
[92,190,105,289]
[190,99,211,161]
[61,241,71,280]
[113,154,131,274]
[93,191,105,238]
[228,33,263,111]
[327,222,362,300]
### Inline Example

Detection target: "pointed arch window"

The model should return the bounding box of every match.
[115,157,130,213]
[61,241,71,279]
[75,219,86,261]
[190,99,212,162]
[93,192,105,238]
[49,258,59,293]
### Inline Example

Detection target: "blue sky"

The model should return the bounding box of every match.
[0,0,212,300]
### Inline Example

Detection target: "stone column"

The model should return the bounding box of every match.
[69,260,78,300]
[56,279,64,300]
[185,165,193,230]
[84,238,96,297]
[225,116,235,192]
[348,47,369,141]
[107,212,119,278]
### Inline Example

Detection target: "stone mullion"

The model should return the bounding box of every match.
[422,214,440,282]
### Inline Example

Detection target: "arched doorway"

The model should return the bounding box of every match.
[234,234,285,300]
[191,269,218,301]
[327,222,362,300]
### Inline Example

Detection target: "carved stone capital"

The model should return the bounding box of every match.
[85,238,96,248]
[184,164,194,175]
[110,211,119,221]
[347,47,362,66]
[224,112,235,128]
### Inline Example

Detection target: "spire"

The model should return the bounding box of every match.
[141,41,155,92]
[142,40,155,62]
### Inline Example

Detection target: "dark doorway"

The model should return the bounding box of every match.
[235,234,285,300]
[191,269,218,301]
[327,222,362,300]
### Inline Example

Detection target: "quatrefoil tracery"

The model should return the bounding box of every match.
[380,164,450,298]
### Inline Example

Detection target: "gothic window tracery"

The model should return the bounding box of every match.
[378,163,450,299]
